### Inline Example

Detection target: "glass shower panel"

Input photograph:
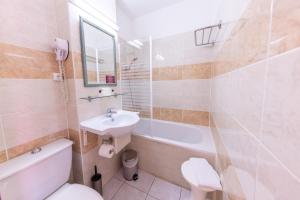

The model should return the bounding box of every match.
[120,37,152,135]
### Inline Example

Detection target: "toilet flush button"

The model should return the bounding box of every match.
[31,147,42,154]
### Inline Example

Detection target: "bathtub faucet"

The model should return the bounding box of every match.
[106,108,117,120]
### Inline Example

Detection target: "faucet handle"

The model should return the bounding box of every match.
[107,107,117,113]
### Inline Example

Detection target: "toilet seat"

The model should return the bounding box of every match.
[181,158,221,191]
[46,183,103,200]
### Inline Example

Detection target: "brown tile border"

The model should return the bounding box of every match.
[0,150,7,164]
[0,42,58,79]
[7,129,68,159]
[153,63,212,81]
[69,129,99,154]
[153,107,209,126]
[69,129,81,153]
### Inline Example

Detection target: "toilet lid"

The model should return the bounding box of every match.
[181,158,222,191]
[46,183,103,200]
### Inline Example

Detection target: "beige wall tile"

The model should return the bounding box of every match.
[211,111,260,200]
[69,129,81,153]
[227,60,267,136]
[261,48,300,178]
[159,108,182,123]
[153,107,210,127]
[152,68,160,81]
[0,0,58,52]
[152,107,161,119]
[181,63,212,79]
[270,0,300,56]
[152,79,210,112]
[213,0,271,76]
[211,1,300,199]
[0,79,66,116]
[2,104,68,149]
[72,151,84,184]
[182,110,209,126]
[153,63,212,81]
[81,131,99,154]
[159,66,182,81]
[69,129,99,154]
[0,150,7,163]
[0,118,7,163]
[255,146,300,199]
[210,117,246,200]
[7,129,68,159]
[0,43,58,79]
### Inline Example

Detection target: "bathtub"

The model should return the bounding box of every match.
[133,118,216,154]
[129,118,217,188]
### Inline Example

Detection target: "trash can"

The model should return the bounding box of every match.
[122,149,138,181]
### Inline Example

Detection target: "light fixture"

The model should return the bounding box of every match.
[133,40,143,46]
[155,54,165,61]
[127,41,141,49]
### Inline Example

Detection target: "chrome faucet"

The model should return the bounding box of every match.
[106,108,117,119]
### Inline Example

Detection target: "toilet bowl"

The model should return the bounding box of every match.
[46,183,103,200]
[181,158,222,200]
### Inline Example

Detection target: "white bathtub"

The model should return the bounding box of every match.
[133,118,216,155]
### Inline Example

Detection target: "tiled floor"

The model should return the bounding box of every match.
[103,169,191,200]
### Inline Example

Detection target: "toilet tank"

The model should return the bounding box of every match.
[0,139,73,200]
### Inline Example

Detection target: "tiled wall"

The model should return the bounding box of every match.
[0,0,68,163]
[211,0,300,199]
[152,31,217,126]
[65,2,123,186]
[120,38,152,118]
[0,0,123,188]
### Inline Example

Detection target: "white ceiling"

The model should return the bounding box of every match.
[117,0,185,18]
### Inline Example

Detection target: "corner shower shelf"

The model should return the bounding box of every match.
[194,21,222,46]
[80,93,128,102]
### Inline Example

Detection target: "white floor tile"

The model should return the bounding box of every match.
[180,188,191,200]
[112,184,147,200]
[149,177,181,200]
[113,169,126,182]
[103,178,123,200]
[126,169,155,193]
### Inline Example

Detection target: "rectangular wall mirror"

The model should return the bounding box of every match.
[80,17,117,87]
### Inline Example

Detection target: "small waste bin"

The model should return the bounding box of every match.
[122,149,138,181]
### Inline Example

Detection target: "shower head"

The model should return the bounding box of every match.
[122,57,138,71]
[131,57,138,63]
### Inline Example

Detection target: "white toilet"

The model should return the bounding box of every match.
[181,158,222,200]
[0,139,103,200]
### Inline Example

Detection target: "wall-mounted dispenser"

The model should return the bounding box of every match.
[52,38,69,101]
[52,38,69,62]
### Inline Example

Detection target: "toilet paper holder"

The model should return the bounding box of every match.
[100,137,114,156]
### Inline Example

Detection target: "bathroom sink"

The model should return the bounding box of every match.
[80,110,140,137]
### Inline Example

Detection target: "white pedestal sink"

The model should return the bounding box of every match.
[80,110,140,137]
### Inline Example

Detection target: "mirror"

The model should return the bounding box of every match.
[80,17,117,87]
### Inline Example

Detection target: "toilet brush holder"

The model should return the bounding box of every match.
[91,165,103,195]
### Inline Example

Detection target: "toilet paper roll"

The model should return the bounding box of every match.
[98,144,114,158]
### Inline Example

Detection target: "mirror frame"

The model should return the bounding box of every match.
[79,17,117,87]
